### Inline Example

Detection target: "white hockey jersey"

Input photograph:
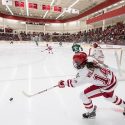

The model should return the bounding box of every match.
[91,46,104,63]
[64,58,117,92]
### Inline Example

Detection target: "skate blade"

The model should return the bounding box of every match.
[82,116,96,119]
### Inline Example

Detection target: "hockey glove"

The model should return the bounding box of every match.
[58,80,65,88]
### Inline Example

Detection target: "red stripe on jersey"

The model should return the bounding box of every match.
[83,101,92,106]
[67,81,70,87]
[103,73,117,90]
[117,99,122,105]
[111,72,114,83]
[84,85,100,94]
[110,72,116,84]
[67,79,73,87]
[113,96,118,103]
[105,81,116,90]
[85,104,93,109]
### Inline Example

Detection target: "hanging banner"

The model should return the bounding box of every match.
[42,5,50,11]
[53,6,62,12]
[29,3,38,9]
[15,1,24,8]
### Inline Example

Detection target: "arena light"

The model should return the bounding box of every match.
[69,0,79,8]
[119,0,125,4]
[6,5,13,15]
[43,0,55,19]
[56,0,79,19]
[20,22,26,24]
[56,11,65,19]
[50,0,55,6]
[25,0,29,16]
[43,11,48,18]
[113,3,118,6]
[45,23,50,26]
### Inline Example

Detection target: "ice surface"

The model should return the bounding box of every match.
[0,42,125,125]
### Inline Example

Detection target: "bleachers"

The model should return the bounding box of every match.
[0,22,125,45]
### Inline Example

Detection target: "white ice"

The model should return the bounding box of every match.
[0,42,125,125]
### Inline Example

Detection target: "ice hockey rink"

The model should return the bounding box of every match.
[0,42,125,125]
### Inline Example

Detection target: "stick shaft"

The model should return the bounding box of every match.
[23,85,58,97]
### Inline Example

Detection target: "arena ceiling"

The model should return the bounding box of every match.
[0,0,123,23]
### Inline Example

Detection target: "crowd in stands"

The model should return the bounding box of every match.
[52,31,83,42]
[51,22,125,45]
[0,33,19,41]
[0,22,125,45]
[0,28,13,33]
[84,22,125,45]
[20,31,32,41]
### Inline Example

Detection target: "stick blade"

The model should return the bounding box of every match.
[22,91,33,97]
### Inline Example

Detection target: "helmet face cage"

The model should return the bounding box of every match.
[73,60,82,69]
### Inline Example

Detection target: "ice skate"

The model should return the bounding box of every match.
[82,105,97,119]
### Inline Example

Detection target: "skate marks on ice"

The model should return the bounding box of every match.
[98,107,123,113]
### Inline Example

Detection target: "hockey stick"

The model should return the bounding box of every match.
[23,85,58,97]
[41,48,48,52]
[41,49,46,52]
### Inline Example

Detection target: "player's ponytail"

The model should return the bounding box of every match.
[86,62,100,69]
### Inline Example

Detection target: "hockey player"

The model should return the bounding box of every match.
[46,44,53,54]
[10,40,13,44]
[58,52,125,118]
[34,36,39,46]
[59,41,62,47]
[72,43,83,53]
[90,42,104,64]
[41,44,53,54]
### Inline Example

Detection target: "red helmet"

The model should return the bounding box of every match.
[73,52,87,69]
[93,42,98,48]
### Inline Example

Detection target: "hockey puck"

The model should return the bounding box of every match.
[9,97,13,101]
